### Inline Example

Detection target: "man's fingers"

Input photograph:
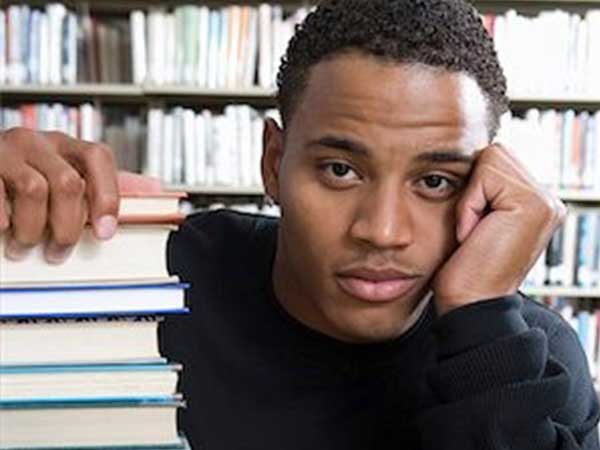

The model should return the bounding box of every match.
[0,178,9,233]
[50,135,120,240]
[3,165,49,258]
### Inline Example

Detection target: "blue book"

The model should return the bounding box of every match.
[0,279,189,317]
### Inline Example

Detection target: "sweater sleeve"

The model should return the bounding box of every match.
[416,295,600,450]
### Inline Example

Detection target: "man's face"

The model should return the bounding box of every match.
[263,52,490,343]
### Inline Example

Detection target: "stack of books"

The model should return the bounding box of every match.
[0,192,189,449]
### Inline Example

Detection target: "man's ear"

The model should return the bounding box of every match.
[261,117,284,203]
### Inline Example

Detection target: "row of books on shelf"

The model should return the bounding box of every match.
[525,208,600,290]
[0,193,189,449]
[0,3,308,88]
[483,9,600,97]
[146,105,279,187]
[5,3,600,98]
[498,109,600,191]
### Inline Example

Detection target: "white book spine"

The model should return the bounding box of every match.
[165,13,177,85]
[217,8,230,88]
[194,112,207,185]
[258,4,272,88]
[562,210,578,287]
[38,12,50,85]
[182,108,197,185]
[162,112,174,184]
[207,10,220,89]
[244,8,259,88]
[0,9,6,84]
[145,108,164,178]
[196,6,210,87]
[226,6,241,88]
[7,5,24,85]
[130,10,147,85]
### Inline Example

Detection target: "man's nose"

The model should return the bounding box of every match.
[348,184,415,249]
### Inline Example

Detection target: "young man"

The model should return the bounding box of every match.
[0,0,598,448]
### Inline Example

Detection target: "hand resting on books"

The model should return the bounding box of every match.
[0,127,161,264]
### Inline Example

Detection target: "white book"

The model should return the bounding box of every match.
[148,8,166,85]
[204,110,215,185]
[207,10,220,89]
[0,363,180,401]
[182,108,197,185]
[172,107,184,184]
[244,7,259,88]
[0,225,174,285]
[0,278,184,317]
[226,5,241,88]
[217,7,230,88]
[7,5,24,85]
[28,10,41,84]
[47,3,66,85]
[238,106,253,187]
[165,13,177,85]
[183,6,199,85]
[560,109,576,188]
[196,6,210,87]
[79,103,95,141]
[258,4,272,88]
[194,112,207,185]
[0,403,181,448]
[0,10,5,84]
[173,7,185,85]
[251,111,264,187]
[145,108,164,178]
[582,114,596,189]
[595,111,600,191]
[38,11,50,85]
[562,210,579,287]
[130,10,147,84]
[162,112,175,184]
[0,316,163,366]
[271,6,284,87]
[63,12,77,84]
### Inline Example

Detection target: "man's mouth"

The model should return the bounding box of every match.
[335,268,421,303]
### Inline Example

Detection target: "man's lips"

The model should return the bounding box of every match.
[335,268,421,303]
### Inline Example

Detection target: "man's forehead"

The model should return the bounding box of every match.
[293,54,490,155]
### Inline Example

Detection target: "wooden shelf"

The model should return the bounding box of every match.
[165,185,263,196]
[557,190,600,202]
[522,286,600,297]
[5,85,600,108]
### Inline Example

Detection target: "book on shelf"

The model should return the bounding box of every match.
[0,315,166,366]
[498,109,600,192]
[483,9,600,98]
[145,104,279,188]
[524,208,600,290]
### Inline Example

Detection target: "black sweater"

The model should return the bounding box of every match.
[159,209,600,450]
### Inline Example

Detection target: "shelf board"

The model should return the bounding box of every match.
[557,190,600,202]
[165,185,264,196]
[5,85,600,107]
[522,286,600,297]
[1,83,144,96]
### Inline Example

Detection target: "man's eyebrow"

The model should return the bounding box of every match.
[307,136,370,156]
[413,151,474,164]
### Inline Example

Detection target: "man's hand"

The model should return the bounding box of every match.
[0,127,159,264]
[432,144,567,316]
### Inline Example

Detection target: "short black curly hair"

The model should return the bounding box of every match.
[276,0,508,137]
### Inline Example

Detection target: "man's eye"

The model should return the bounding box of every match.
[324,162,359,180]
[418,175,459,196]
